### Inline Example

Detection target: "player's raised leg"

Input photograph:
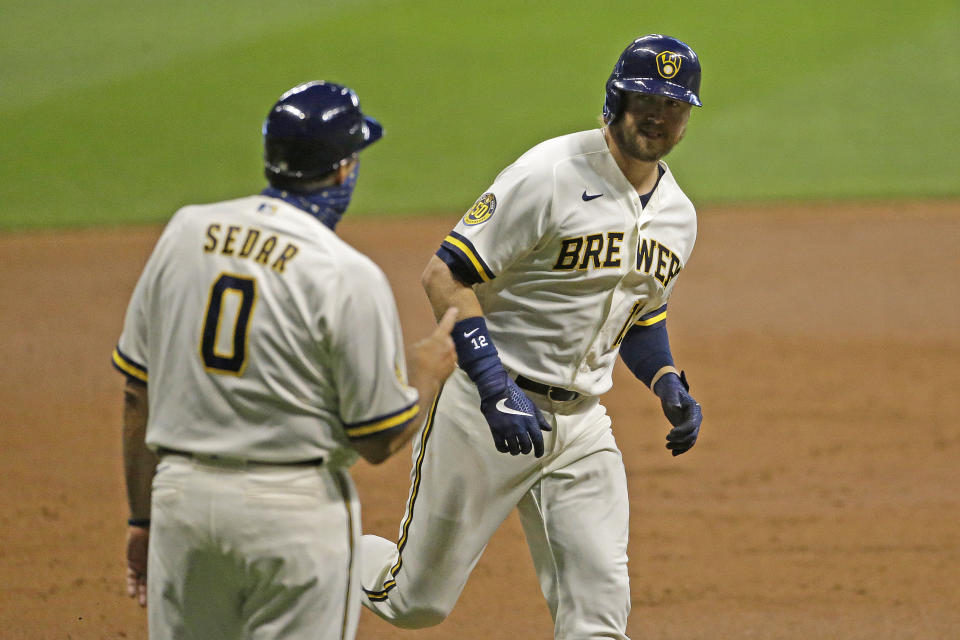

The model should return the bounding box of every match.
[360,369,549,628]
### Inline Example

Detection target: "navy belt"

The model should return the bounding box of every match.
[515,375,580,402]
[157,447,323,467]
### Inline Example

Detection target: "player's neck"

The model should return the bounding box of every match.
[602,127,661,195]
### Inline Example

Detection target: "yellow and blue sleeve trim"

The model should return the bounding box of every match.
[363,389,443,601]
[437,231,495,285]
[344,401,419,439]
[634,304,667,327]
[111,346,148,383]
[613,303,667,348]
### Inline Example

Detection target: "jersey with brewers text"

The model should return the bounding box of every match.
[437,128,697,397]
[113,195,418,466]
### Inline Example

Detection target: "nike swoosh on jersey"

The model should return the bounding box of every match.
[581,190,604,201]
[495,398,532,416]
[463,328,479,337]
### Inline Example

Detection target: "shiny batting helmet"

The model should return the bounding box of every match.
[603,34,702,123]
[263,81,383,182]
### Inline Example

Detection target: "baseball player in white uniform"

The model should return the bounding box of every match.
[113,81,456,639]
[360,35,705,638]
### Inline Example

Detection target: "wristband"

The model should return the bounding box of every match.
[452,316,507,397]
[650,366,680,391]
[652,369,690,397]
[127,518,151,528]
[452,317,499,374]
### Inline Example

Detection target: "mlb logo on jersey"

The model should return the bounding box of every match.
[656,51,682,79]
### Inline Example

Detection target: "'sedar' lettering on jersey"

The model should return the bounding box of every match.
[203,223,300,274]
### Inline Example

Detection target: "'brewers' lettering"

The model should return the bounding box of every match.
[553,237,584,270]
[579,234,605,269]
[552,231,626,271]
[636,237,683,287]
[603,232,624,267]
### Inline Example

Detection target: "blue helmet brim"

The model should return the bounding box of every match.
[358,115,384,151]
[613,78,702,107]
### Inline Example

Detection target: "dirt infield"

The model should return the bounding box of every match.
[1,200,957,639]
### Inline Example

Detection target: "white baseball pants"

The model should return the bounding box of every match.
[148,454,361,640]
[360,368,631,639]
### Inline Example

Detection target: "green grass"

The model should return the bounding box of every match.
[1,0,957,230]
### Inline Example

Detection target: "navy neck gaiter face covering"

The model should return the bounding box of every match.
[261,160,359,231]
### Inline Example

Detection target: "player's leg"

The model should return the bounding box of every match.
[240,467,363,640]
[517,402,631,640]
[360,368,547,628]
[147,456,245,639]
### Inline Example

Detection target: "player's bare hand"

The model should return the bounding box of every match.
[410,307,459,390]
[126,525,149,606]
[653,371,702,456]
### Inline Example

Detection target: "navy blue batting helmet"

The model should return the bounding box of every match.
[263,81,383,182]
[603,34,702,123]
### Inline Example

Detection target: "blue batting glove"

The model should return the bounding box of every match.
[653,371,702,456]
[453,316,552,457]
[476,369,552,457]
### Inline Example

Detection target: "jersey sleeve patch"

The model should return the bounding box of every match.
[112,345,148,382]
[344,401,419,439]
[462,192,497,226]
[634,304,667,327]
[438,231,495,283]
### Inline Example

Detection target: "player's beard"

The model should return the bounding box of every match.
[609,117,683,162]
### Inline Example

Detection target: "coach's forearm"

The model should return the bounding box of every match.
[406,303,458,439]
[353,358,448,465]
[355,306,458,465]
[421,255,483,322]
[122,379,157,522]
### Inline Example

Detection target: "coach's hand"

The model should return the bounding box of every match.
[477,371,552,457]
[653,371,702,456]
[126,524,149,607]
[410,307,459,394]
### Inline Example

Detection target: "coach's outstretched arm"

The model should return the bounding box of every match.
[353,307,459,465]
[421,256,551,458]
[618,308,703,455]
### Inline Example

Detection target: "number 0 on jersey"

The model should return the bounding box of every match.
[200,273,257,375]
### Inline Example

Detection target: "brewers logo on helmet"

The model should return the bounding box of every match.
[656,51,682,79]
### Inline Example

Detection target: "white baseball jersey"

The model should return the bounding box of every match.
[438,128,697,396]
[362,128,698,638]
[113,195,418,466]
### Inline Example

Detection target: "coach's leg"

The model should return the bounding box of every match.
[361,369,547,628]
[243,468,363,640]
[517,407,631,640]
[147,457,245,640]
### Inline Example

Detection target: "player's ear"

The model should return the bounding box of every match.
[334,158,357,186]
